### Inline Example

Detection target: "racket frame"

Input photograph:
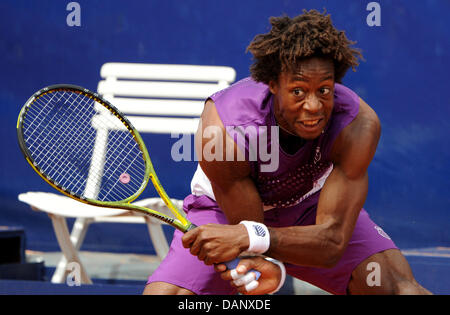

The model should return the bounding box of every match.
[17,84,193,232]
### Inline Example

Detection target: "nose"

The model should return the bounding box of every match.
[303,95,322,113]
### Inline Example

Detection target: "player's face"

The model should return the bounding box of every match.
[269,57,335,140]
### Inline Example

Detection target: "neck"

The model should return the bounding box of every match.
[272,96,307,153]
[275,118,307,154]
[278,123,297,137]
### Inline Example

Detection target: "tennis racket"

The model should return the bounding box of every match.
[17,84,260,280]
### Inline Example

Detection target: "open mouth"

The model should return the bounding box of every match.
[300,119,321,127]
[298,118,323,129]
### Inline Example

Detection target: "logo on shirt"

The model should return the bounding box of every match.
[374,226,391,240]
[253,225,266,237]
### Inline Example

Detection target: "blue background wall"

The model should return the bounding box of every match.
[0,0,448,254]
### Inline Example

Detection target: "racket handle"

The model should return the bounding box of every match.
[185,223,198,231]
[225,257,261,280]
[185,223,261,280]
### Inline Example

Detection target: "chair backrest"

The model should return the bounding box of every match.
[83,63,236,199]
[97,62,236,134]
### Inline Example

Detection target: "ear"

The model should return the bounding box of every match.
[268,80,278,95]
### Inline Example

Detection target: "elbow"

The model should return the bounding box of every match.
[320,230,346,269]
[322,246,344,269]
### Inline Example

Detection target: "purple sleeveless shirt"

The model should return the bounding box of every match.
[148,79,398,295]
[210,77,360,209]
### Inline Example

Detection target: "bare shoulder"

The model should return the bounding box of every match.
[347,98,381,142]
[354,98,381,133]
[199,98,223,130]
[330,98,381,178]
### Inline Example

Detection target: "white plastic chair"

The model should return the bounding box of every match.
[18,62,236,284]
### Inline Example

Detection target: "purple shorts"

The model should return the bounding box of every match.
[147,193,397,295]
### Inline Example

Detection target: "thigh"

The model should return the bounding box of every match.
[348,249,430,295]
[285,209,398,295]
[146,195,237,295]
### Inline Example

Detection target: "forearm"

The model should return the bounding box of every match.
[266,223,341,268]
[265,171,368,269]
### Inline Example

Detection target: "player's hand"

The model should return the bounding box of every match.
[214,256,283,295]
[182,223,249,265]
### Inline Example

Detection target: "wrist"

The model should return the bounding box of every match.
[237,223,251,252]
[264,257,286,294]
[239,221,270,254]
[265,227,276,255]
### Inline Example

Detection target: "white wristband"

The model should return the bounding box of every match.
[240,221,270,254]
[264,257,286,294]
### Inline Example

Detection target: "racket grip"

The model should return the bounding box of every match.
[225,257,261,280]
[185,223,261,280]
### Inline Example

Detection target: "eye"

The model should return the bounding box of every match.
[293,88,304,97]
[319,87,331,95]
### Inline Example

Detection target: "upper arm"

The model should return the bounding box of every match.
[195,99,250,185]
[330,98,381,179]
[316,98,381,245]
[194,99,264,223]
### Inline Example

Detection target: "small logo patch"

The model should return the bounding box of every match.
[253,225,266,237]
[374,226,391,240]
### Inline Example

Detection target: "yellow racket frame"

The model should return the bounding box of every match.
[17,84,193,232]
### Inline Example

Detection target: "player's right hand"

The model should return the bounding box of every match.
[182,223,249,265]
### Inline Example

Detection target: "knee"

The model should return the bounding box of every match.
[143,282,196,295]
[395,280,432,295]
[348,274,431,295]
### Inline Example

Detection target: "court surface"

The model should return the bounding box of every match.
[0,247,447,295]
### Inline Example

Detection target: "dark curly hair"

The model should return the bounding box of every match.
[247,9,363,84]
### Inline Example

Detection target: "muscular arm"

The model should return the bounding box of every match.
[266,99,381,267]
[184,98,381,269]
[183,99,265,263]
[195,99,264,224]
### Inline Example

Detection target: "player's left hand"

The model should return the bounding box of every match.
[214,256,284,295]
[182,223,249,265]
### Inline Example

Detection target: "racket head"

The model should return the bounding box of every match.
[17,84,191,231]
[17,84,149,203]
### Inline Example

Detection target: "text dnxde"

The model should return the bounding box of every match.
[178,298,271,312]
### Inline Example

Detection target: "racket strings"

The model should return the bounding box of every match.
[61,93,147,201]
[24,91,98,195]
[84,105,148,200]
[29,92,97,178]
[22,89,147,202]
[30,91,145,201]
[93,130,145,200]
[26,92,93,158]
[50,93,103,193]
[25,92,89,154]
[98,132,143,199]
[24,91,63,142]
[82,111,147,201]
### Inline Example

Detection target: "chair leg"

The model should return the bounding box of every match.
[52,217,93,283]
[144,217,169,261]
[52,255,68,284]
[48,214,92,284]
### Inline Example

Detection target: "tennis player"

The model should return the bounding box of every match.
[144,10,430,295]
